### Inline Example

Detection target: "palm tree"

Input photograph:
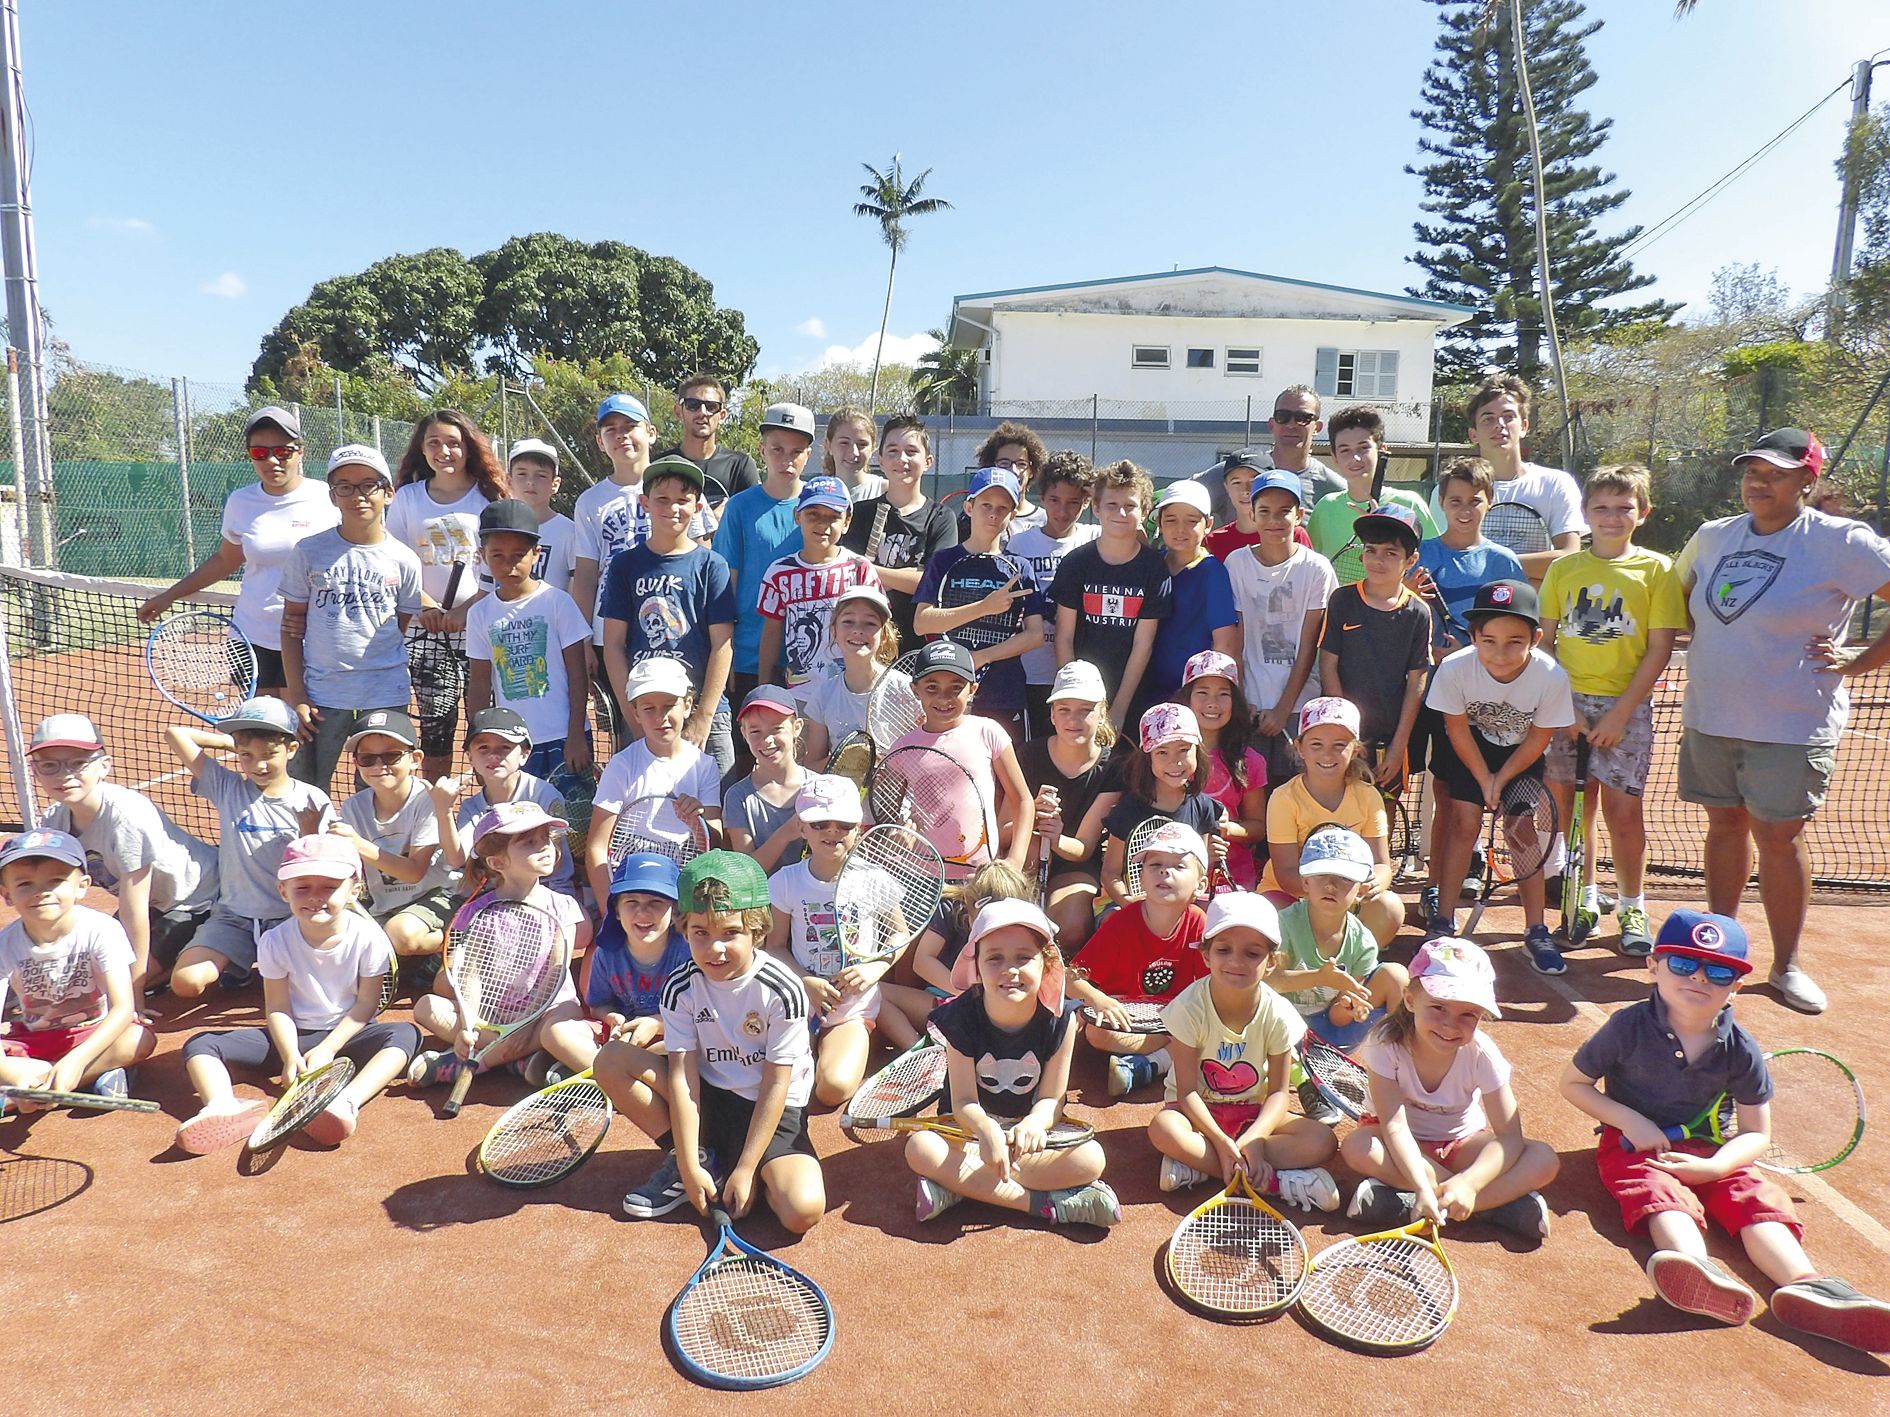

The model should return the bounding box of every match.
[911,328,980,415]
[854,155,952,412]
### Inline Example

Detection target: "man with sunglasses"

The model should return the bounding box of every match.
[1562,909,1890,1352]
[137,405,338,696]
[656,372,760,503]
[1199,385,1345,529]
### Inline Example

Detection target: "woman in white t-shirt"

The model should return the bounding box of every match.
[137,406,339,694]
[388,410,506,776]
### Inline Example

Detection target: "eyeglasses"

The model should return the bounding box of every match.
[1271,410,1318,426]
[1662,954,1741,987]
[993,456,1032,473]
[353,750,409,767]
[329,479,388,499]
[680,396,725,415]
[30,754,101,778]
[248,444,301,463]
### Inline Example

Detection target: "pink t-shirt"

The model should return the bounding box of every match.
[1204,745,1268,889]
[1357,1029,1511,1143]
[889,716,1013,867]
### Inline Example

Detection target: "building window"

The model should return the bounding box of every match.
[1132,345,1170,370]
[1314,347,1399,398]
[1186,347,1214,369]
[1225,347,1262,377]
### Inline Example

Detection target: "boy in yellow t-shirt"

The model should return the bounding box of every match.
[1537,465,1686,956]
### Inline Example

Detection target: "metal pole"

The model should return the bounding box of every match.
[1827,58,1875,334]
[517,384,590,484]
[334,375,345,442]
[172,377,196,565]
[5,347,26,564]
[1244,394,1252,448]
[1510,0,1573,471]
[1646,385,1659,472]
[372,413,383,460]
[0,1,53,570]
[499,379,509,457]
[0,587,38,827]
[1090,394,1099,464]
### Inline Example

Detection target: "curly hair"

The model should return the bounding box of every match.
[975,422,1048,481]
[396,409,508,500]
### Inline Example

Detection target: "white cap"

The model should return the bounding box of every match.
[1299,825,1374,883]
[508,437,559,468]
[30,713,103,753]
[795,773,863,825]
[1047,659,1107,704]
[1133,819,1209,873]
[1203,891,1283,945]
[951,898,1067,1010]
[622,656,693,703]
[1155,479,1213,517]
[325,444,392,481]
[832,584,893,620]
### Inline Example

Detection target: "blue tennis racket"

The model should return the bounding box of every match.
[667,1206,834,1389]
[145,609,258,724]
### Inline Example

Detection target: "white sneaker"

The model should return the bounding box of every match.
[1159,1155,1211,1193]
[1769,965,1828,1015]
[1274,1166,1342,1213]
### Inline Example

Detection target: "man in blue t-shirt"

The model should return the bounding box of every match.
[712,403,813,727]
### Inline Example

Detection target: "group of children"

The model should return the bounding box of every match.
[0,376,1884,1355]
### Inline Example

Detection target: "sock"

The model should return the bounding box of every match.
[1545,834,1567,877]
[1148,1047,1173,1078]
[1027,1189,1054,1216]
[655,1131,674,1151]
[1581,884,1602,909]
[1622,893,1645,912]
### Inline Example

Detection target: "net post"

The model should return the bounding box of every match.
[172,377,196,567]
[0,584,38,827]
[5,346,26,566]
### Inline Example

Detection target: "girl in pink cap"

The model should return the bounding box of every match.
[1178,650,1268,890]
[1341,936,1559,1239]
[1099,703,1228,907]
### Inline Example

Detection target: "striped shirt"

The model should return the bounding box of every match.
[660,953,814,1105]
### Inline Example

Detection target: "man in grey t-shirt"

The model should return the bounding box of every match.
[1199,384,1346,527]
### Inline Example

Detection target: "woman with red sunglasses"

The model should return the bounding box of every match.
[138,405,339,696]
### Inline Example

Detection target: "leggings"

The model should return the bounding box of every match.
[182,1021,422,1070]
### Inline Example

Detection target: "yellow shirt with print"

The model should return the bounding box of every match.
[1537,546,1687,697]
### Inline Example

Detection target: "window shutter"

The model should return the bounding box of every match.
[1314,347,1338,397]
[1377,351,1399,397]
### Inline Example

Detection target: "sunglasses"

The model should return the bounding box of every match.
[1270,410,1318,426]
[1662,953,1741,987]
[248,444,301,462]
[680,396,725,414]
[353,750,409,767]
[30,753,102,778]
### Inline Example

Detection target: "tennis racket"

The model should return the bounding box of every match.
[1034,809,1054,908]
[1482,500,1553,558]
[1371,741,1422,882]
[547,761,598,870]
[1561,737,1593,942]
[839,1113,1094,1149]
[1460,775,1558,935]
[146,609,259,724]
[832,824,945,965]
[843,1035,947,1124]
[1123,814,1231,900]
[1167,1165,1310,1320]
[1617,1047,1865,1174]
[1298,1030,1370,1120]
[1079,999,1168,1034]
[0,1086,161,1115]
[667,1206,835,1390]
[864,649,927,750]
[935,550,1028,681]
[1297,1218,1458,1354]
[409,560,469,726]
[478,1067,613,1187]
[607,793,712,870]
[376,951,401,1015]
[869,744,994,870]
[1330,531,1367,587]
[824,728,875,793]
[0,1154,90,1222]
[863,500,891,559]
[441,895,572,1118]
[247,1058,357,1151]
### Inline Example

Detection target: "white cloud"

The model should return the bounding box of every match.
[87,215,155,236]
[795,316,826,339]
[199,272,248,299]
[819,329,938,369]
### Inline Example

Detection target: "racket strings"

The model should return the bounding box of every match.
[1171,1201,1307,1313]
[1304,1044,1370,1114]
[674,1259,830,1381]
[844,1048,946,1123]
[1082,1001,1167,1033]
[482,1081,612,1185]
[1301,1239,1454,1347]
[1482,503,1553,555]
[451,912,563,1024]
[609,799,707,867]
[252,1061,355,1149]
[1766,1052,1865,1170]
[151,623,252,710]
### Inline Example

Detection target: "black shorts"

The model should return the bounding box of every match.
[252,646,288,694]
[698,1079,815,1169]
[181,1020,423,1070]
[149,905,211,968]
[1431,724,1545,805]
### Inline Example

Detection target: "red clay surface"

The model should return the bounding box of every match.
[2,889,1885,1416]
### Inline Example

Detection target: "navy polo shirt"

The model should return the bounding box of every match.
[1571,988,1772,1130]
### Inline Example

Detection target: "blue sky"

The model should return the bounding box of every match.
[23,0,1889,386]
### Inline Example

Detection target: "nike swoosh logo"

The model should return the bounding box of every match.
[1342,623,1362,631]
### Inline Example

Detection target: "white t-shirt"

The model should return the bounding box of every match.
[1425,645,1576,746]
[385,481,488,608]
[593,738,722,816]
[1225,543,1337,715]
[801,662,872,745]
[1430,461,1588,541]
[464,583,592,746]
[220,479,339,650]
[40,784,217,914]
[573,476,716,644]
[768,859,844,979]
[341,779,450,914]
[0,905,133,1031]
[256,910,394,1032]
[1358,1029,1511,1143]
[1008,521,1102,684]
[659,954,815,1106]
[844,473,888,503]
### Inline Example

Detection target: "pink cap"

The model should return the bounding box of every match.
[1298,695,1361,739]
[278,834,361,881]
[950,898,1066,1011]
[1132,819,1209,872]
[795,773,863,825]
[1409,937,1501,1020]
[1181,650,1240,688]
[1139,702,1201,753]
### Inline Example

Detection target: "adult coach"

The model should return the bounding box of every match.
[137,406,339,695]
[1675,428,1890,1014]
[1200,384,1345,526]
[656,372,759,502]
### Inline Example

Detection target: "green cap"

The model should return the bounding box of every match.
[644,453,705,493]
[677,849,769,912]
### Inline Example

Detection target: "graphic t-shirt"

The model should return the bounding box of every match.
[756,551,883,693]
[1007,521,1101,684]
[659,955,814,1105]
[914,545,1047,716]
[280,529,425,709]
[767,859,845,980]
[464,583,592,745]
[220,479,340,650]
[39,784,217,914]
[1425,646,1576,747]
[586,927,691,1019]
[386,481,488,609]
[1537,546,1688,697]
[598,542,737,712]
[0,906,133,1031]
[1225,543,1336,715]
[1074,901,1207,1000]
[841,495,960,649]
[573,476,717,645]
[191,761,333,919]
[1161,977,1305,1103]
[928,989,1074,1120]
[1049,541,1173,697]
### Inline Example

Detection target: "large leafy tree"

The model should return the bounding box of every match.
[1407,0,1679,382]
[854,156,952,411]
[910,328,979,415]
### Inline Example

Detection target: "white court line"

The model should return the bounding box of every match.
[1539,969,1890,1257]
[132,766,190,794]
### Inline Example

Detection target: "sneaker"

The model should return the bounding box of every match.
[1424,908,1456,941]
[406,1050,467,1089]
[1523,924,1566,976]
[1645,1250,1758,1326]
[1568,903,1599,946]
[1481,1190,1551,1242]
[1348,1177,1417,1230]
[1768,965,1828,1015]
[175,1099,269,1156]
[1297,1079,1343,1126]
[1107,1053,1156,1098]
[1047,1180,1123,1228]
[1771,1276,1890,1354]
[217,964,255,992]
[304,1095,359,1147]
[1617,905,1653,957]
[89,1067,131,1102]
[1272,1166,1342,1213]
[543,1062,572,1087]
[1159,1155,1212,1193]
[1461,856,1485,900]
[1418,884,1441,925]
[916,1176,963,1223]
[623,1147,715,1219]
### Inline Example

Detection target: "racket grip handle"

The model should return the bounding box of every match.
[442,1062,475,1117]
[1618,1125,1687,1152]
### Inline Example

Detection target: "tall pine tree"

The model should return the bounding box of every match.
[1408,0,1679,383]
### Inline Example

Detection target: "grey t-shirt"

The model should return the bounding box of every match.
[722,776,798,859]
[280,529,425,710]
[191,759,334,919]
[40,783,218,914]
[1677,509,1890,746]
[1201,456,1345,526]
[342,778,450,914]
[455,773,575,896]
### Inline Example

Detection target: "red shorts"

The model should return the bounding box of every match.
[1358,1114,1472,1168]
[1595,1126,1801,1239]
[0,1023,97,1063]
[1208,1101,1264,1136]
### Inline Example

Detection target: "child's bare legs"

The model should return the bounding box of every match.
[1046,876,1099,953]
[0,1023,155,1100]
[904,1130,1106,1210]
[184,1052,240,1108]
[384,910,442,958]
[1341,1126,1558,1209]
[872,987,924,1049]
[1431,799,1481,916]
[1083,1021,1168,1057]
[1518,871,1547,931]
[337,1040,415,1113]
[1357,888,1405,946]
[411,989,460,1045]
[168,945,230,999]
[756,1153,825,1233]
[1424,777,1457,893]
[1149,1109,1336,1173]
[1367,962,1408,1014]
[592,1039,672,1138]
[539,1010,602,1072]
[1599,786,1645,897]
[813,1018,871,1108]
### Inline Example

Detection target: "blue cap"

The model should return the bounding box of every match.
[222,696,301,738]
[610,851,681,902]
[1652,909,1753,975]
[0,828,87,872]
[596,393,651,426]
[1249,469,1305,506]
[797,476,851,514]
[967,467,1022,506]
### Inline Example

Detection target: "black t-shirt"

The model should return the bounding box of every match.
[1017,738,1119,875]
[1048,541,1173,699]
[842,495,960,649]
[1103,790,1226,846]
[1316,583,1432,744]
[656,444,760,498]
[923,896,973,981]
[929,989,1074,1120]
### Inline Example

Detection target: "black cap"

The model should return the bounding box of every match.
[1734,428,1825,478]
[478,499,541,541]
[464,706,532,747]
[1465,578,1539,627]
[911,639,976,683]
